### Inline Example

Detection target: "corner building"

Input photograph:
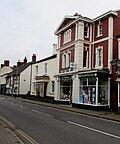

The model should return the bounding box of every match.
[54,10,120,111]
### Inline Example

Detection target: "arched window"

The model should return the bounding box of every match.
[62,54,67,68]
[64,54,66,68]
[67,52,71,67]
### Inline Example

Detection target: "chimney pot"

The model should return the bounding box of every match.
[24,56,27,64]
[4,60,10,66]
[32,54,36,62]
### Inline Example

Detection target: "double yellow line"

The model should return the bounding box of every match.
[17,129,38,144]
[0,116,38,144]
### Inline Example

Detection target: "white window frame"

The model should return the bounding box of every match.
[45,63,47,73]
[83,47,88,68]
[84,23,89,38]
[97,21,103,37]
[62,53,67,68]
[67,51,71,68]
[36,65,38,75]
[64,29,71,44]
[95,46,103,69]
[51,81,55,93]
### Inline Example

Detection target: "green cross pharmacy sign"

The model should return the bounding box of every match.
[70,62,74,68]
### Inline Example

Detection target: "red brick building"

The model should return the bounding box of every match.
[54,10,120,112]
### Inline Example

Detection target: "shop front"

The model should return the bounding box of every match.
[77,70,110,110]
[56,75,73,104]
[118,82,120,113]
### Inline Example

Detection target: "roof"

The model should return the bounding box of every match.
[55,10,118,35]
[93,10,117,22]
[34,54,57,64]
[7,62,32,76]
[54,15,79,35]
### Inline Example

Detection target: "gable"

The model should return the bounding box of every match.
[55,15,79,35]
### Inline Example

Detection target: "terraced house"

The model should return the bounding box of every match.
[54,10,120,112]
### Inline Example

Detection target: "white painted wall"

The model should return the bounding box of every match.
[19,65,31,95]
[0,66,13,84]
[31,56,57,97]
[72,74,79,103]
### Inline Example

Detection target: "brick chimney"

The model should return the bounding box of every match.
[23,56,27,64]
[1,64,4,68]
[4,60,10,67]
[32,54,36,62]
[17,60,23,67]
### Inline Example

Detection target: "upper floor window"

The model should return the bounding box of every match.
[97,21,102,37]
[51,81,55,93]
[67,52,71,67]
[36,65,38,75]
[64,29,71,44]
[45,63,47,73]
[96,46,103,69]
[84,23,89,38]
[62,54,67,69]
[83,47,88,68]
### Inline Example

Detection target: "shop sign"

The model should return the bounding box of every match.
[79,73,97,78]
[117,60,120,76]
[60,77,71,81]
[70,62,74,68]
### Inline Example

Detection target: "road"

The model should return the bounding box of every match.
[0,95,120,144]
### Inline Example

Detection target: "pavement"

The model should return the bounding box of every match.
[0,96,120,144]
[0,117,23,144]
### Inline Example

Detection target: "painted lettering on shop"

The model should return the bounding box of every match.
[79,73,97,78]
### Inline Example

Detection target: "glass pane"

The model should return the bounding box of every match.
[98,79,108,105]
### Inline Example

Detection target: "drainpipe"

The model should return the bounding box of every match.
[30,63,32,95]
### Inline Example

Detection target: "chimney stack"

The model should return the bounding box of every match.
[17,60,23,67]
[4,60,10,67]
[32,54,36,62]
[53,44,57,54]
[23,56,27,64]
[1,64,4,68]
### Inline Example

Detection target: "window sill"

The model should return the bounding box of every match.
[96,34,103,38]
[49,92,55,95]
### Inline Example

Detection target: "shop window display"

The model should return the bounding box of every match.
[79,78,96,104]
[98,79,108,105]
[60,77,72,101]
[79,77,108,105]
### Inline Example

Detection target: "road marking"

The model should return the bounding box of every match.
[32,109,52,117]
[0,116,38,144]
[67,121,120,139]
[0,116,15,128]
[17,129,38,144]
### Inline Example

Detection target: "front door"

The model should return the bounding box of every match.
[44,82,47,97]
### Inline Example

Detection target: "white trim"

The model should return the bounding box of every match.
[97,21,103,37]
[63,29,72,44]
[55,17,92,35]
[92,37,109,44]
[54,15,79,35]
[66,51,71,67]
[108,16,113,69]
[75,23,78,40]
[84,23,89,38]
[96,77,98,105]
[83,47,89,68]
[118,38,120,59]
[93,10,117,22]
[95,46,103,69]
[118,82,120,107]
[108,78,110,108]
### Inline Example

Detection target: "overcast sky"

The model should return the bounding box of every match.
[0,0,120,66]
